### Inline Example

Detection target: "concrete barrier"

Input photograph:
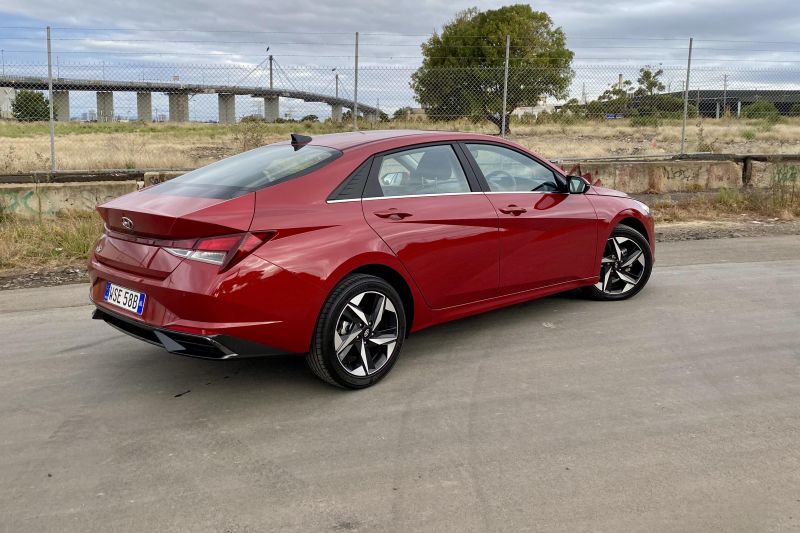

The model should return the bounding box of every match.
[143,171,185,187]
[558,160,742,194]
[2,158,797,218]
[0,181,138,217]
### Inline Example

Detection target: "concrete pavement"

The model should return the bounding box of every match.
[1,236,799,532]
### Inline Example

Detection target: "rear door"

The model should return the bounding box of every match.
[362,143,499,309]
[462,142,598,294]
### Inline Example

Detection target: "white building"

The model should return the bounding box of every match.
[0,87,16,119]
[511,96,554,118]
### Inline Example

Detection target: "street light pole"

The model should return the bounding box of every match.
[680,37,693,155]
[353,31,359,131]
[46,26,56,172]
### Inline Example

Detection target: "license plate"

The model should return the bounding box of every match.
[103,282,146,315]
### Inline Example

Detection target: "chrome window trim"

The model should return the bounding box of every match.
[327,198,363,204]
[484,191,568,196]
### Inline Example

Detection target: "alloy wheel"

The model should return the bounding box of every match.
[595,236,647,295]
[334,291,399,377]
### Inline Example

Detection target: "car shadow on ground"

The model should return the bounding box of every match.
[99,289,596,398]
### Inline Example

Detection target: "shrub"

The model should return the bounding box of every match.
[742,100,780,122]
[239,114,265,123]
[629,109,662,128]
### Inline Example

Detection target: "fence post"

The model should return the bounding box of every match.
[679,37,693,155]
[46,26,57,172]
[353,31,359,132]
[501,34,510,138]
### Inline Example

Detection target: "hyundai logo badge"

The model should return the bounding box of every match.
[121,217,134,231]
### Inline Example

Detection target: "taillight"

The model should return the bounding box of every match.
[165,232,275,270]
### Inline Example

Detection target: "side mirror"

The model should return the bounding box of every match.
[567,175,590,194]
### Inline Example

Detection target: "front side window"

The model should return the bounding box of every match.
[370,145,471,198]
[466,143,561,193]
[148,144,341,199]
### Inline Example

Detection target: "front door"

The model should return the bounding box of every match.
[363,144,499,309]
[463,142,598,294]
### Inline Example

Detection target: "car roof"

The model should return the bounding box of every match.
[305,130,504,151]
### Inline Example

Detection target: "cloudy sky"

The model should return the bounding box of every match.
[1,0,797,118]
[1,0,798,67]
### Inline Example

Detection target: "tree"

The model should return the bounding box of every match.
[301,114,319,122]
[12,90,51,122]
[393,107,411,120]
[411,5,574,134]
[598,78,633,102]
[635,66,665,96]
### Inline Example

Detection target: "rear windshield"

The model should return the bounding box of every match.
[147,144,341,199]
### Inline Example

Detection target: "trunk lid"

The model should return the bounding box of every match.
[95,187,255,278]
[97,187,256,239]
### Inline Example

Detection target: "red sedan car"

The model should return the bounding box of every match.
[89,130,653,388]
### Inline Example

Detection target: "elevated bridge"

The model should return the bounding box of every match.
[0,75,380,123]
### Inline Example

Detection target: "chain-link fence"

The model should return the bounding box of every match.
[2,28,800,172]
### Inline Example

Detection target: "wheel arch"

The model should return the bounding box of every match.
[349,264,416,334]
[616,216,649,242]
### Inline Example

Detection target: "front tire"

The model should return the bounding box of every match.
[583,224,653,301]
[307,274,406,389]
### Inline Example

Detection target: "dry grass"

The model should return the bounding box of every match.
[2,117,800,173]
[0,211,103,269]
[1,181,798,271]
[652,186,800,224]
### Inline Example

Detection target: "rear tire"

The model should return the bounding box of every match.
[307,274,406,389]
[582,224,652,301]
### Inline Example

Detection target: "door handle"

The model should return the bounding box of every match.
[374,210,413,220]
[498,205,527,216]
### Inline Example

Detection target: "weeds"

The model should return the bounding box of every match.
[770,164,799,214]
[231,119,270,152]
[741,129,757,141]
[0,211,103,269]
[653,179,800,223]
[695,120,718,153]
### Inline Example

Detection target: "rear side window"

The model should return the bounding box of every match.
[148,144,341,199]
[367,145,471,198]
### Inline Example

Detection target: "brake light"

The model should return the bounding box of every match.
[165,232,275,270]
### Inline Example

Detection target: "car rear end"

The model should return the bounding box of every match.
[89,141,341,358]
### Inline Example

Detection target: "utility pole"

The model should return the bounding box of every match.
[500,34,510,138]
[1,49,4,77]
[353,31,359,131]
[46,26,56,172]
[680,37,693,155]
[269,55,273,89]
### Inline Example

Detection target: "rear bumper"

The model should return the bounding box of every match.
[93,307,293,359]
[88,249,325,354]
